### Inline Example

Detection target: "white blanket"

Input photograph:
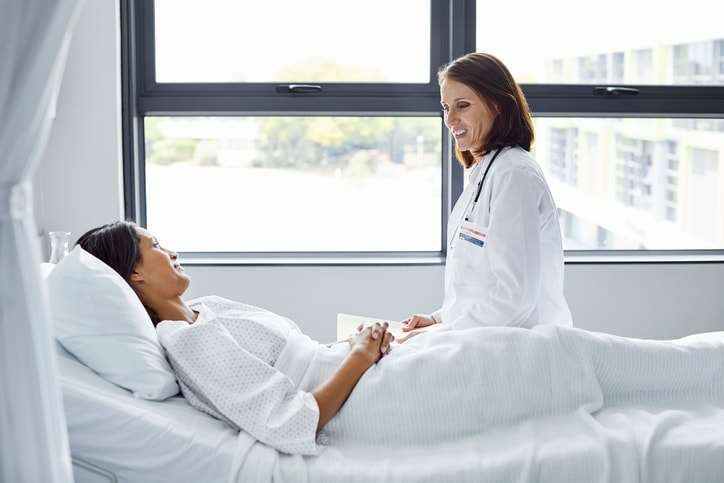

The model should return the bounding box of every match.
[59,342,724,483]
[319,326,724,446]
[211,325,724,481]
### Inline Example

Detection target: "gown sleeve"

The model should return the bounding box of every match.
[157,318,321,455]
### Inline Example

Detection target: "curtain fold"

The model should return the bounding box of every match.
[0,0,83,482]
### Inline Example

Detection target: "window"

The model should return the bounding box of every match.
[122,0,724,262]
[153,0,431,84]
[476,0,724,255]
[144,115,442,252]
[123,0,461,259]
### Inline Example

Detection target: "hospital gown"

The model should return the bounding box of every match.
[157,295,724,456]
[156,295,326,455]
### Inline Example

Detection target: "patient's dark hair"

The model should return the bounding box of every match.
[75,220,142,284]
[76,220,161,325]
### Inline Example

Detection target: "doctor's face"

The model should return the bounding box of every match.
[440,79,497,157]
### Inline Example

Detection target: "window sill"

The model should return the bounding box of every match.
[177,251,724,266]
[564,251,724,264]
[178,254,447,267]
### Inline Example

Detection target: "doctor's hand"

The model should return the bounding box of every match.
[397,315,442,344]
[396,329,425,344]
[401,314,436,332]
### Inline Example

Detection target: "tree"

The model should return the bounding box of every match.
[253,58,395,172]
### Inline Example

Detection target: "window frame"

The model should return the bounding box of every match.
[121,0,724,264]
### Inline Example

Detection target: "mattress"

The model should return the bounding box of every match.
[59,342,724,483]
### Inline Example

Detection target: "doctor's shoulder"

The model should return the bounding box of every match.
[491,150,548,187]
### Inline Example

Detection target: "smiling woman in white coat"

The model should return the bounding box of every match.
[401,52,572,339]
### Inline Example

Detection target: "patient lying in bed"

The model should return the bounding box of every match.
[47,221,724,457]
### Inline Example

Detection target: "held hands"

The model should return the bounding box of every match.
[349,321,395,363]
[313,322,395,432]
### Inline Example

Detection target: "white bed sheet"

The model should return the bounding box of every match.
[58,344,239,483]
[60,343,724,483]
[593,405,724,482]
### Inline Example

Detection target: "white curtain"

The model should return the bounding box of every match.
[0,0,82,482]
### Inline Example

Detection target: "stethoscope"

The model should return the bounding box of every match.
[450,147,504,250]
[464,147,504,222]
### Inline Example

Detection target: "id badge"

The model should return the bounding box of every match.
[458,220,487,247]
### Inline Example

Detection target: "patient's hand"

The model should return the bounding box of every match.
[349,322,394,360]
[326,339,349,348]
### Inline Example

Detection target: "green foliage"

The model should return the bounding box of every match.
[144,117,163,143]
[145,60,443,172]
[193,140,219,166]
[147,138,197,166]
[252,58,401,172]
[275,56,387,83]
[346,150,381,176]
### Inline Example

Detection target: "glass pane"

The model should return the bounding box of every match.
[154,0,431,83]
[531,117,724,250]
[477,0,724,85]
[144,116,442,252]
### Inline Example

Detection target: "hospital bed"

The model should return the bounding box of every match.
[46,253,724,483]
[59,331,724,483]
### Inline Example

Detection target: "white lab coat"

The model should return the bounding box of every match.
[433,146,572,330]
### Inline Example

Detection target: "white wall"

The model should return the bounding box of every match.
[36,0,724,343]
[35,0,123,250]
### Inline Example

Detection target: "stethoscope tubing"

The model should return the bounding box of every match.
[465,147,504,222]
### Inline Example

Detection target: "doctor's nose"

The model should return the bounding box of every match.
[444,112,457,129]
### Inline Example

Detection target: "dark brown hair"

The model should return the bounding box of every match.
[76,220,161,325]
[75,220,142,283]
[438,52,534,168]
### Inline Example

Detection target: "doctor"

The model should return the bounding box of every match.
[401,53,572,340]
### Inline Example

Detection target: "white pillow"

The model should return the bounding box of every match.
[47,245,179,400]
[40,262,56,279]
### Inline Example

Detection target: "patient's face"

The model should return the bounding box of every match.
[131,228,191,298]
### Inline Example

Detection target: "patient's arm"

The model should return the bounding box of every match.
[326,339,349,348]
[313,323,392,432]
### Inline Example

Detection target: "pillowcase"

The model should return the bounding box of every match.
[47,245,179,400]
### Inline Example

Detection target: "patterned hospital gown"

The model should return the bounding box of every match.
[156,295,724,458]
[156,295,336,455]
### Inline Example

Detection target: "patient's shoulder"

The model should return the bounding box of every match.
[187,295,280,319]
